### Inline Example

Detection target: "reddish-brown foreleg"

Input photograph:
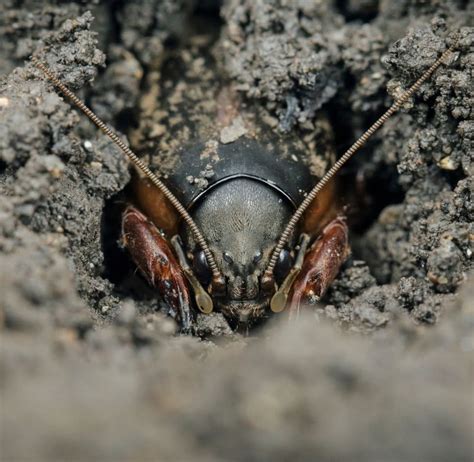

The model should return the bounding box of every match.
[121,205,192,330]
[288,217,350,318]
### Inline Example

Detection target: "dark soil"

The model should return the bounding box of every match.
[1,1,473,461]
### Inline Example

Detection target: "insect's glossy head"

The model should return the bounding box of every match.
[184,177,294,325]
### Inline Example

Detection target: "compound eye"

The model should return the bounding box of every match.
[193,250,211,287]
[223,252,233,264]
[274,249,293,284]
[253,251,262,264]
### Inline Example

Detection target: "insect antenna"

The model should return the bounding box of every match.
[263,35,459,288]
[31,57,225,291]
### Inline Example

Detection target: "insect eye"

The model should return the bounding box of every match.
[274,249,293,284]
[253,251,263,264]
[193,250,211,286]
[223,252,233,264]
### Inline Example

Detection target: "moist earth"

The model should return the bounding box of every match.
[0,1,473,461]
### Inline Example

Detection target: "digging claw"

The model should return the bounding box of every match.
[122,205,194,330]
[288,217,349,317]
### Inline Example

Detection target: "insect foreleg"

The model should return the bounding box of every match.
[121,206,193,330]
[288,217,350,318]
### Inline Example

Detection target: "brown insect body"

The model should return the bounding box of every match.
[127,129,344,328]
[31,35,457,331]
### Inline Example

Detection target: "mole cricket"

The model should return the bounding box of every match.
[31,34,458,331]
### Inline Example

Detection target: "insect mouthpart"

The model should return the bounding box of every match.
[218,299,270,327]
[171,236,214,314]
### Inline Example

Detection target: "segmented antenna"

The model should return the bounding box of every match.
[263,36,459,285]
[31,57,224,289]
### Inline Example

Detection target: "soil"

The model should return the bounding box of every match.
[1,1,473,461]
